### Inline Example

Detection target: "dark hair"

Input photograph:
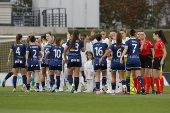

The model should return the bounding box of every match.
[96,33,102,41]
[41,34,46,40]
[112,29,117,33]
[30,35,36,42]
[46,32,51,36]
[154,30,168,44]
[15,34,22,47]
[101,30,106,33]
[26,36,30,46]
[55,37,61,48]
[81,34,86,38]
[120,28,127,33]
[116,33,122,50]
[130,29,136,36]
[87,51,94,61]
[140,30,146,34]
[68,30,79,50]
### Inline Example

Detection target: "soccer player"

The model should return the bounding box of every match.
[99,33,126,95]
[45,37,64,92]
[139,31,154,94]
[120,29,146,95]
[41,33,52,91]
[4,34,27,92]
[2,36,30,88]
[93,33,108,94]
[64,30,86,93]
[153,30,168,94]
[26,35,41,92]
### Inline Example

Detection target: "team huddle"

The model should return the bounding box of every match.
[2,28,168,95]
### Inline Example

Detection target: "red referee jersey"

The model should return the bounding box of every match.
[154,40,165,57]
[140,39,153,55]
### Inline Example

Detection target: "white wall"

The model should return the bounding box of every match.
[32,0,99,28]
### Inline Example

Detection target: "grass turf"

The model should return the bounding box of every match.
[0,86,170,113]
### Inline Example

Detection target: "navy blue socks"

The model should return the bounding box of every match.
[13,76,17,88]
[126,77,130,92]
[5,72,13,80]
[74,77,79,91]
[68,75,73,85]
[56,76,60,89]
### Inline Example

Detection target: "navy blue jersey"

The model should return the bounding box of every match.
[125,38,141,64]
[26,44,41,65]
[109,43,125,63]
[48,45,64,65]
[93,42,108,60]
[42,44,52,63]
[66,39,84,58]
[11,43,27,60]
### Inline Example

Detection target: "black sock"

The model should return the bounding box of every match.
[27,84,30,90]
[126,77,130,92]
[13,76,17,88]
[5,72,13,80]
[102,77,106,86]
[96,82,100,91]
[22,75,27,85]
[74,77,79,91]
[42,82,45,88]
[111,83,116,90]
[68,75,73,85]
[36,83,39,89]
[56,76,60,89]
[50,75,55,87]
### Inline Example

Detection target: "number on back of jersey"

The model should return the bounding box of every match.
[16,47,20,55]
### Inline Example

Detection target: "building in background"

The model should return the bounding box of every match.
[0,0,14,26]
[32,0,99,28]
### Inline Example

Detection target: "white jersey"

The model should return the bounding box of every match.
[102,38,109,46]
[41,42,48,61]
[84,59,94,79]
[122,37,130,57]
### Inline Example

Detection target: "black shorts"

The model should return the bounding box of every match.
[27,64,40,72]
[41,62,49,68]
[153,57,165,70]
[67,58,82,68]
[13,59,26,69]
[140,54,152,68]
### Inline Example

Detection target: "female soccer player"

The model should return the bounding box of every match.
[64,30,86,93]
[99,33,126,95]
[2,35,30,88]
[26,35,41,92]
[93,33,108,94]
[45,37,64,92]
[153,30,167,94]
[139,31,154,94]
[5,34,27,92]
[120,29,146,95]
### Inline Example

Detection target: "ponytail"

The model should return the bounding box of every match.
[68,30,79,51]
[116,33,122,50]
[154,30,168,44]
[15,34,22,47]
[55,37,61,48]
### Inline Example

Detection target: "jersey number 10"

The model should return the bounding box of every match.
[53,49,61,58]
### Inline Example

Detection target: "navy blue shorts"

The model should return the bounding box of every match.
[67,58,82,68]
[94,60,107,71]
[13,59,26,69]
[41,62,49,68]
[27,64,40,72]
[126,63,141,71]
[49,65,62,72]
[111,61,125,72]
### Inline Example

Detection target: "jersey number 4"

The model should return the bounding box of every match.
[16,47,20,55]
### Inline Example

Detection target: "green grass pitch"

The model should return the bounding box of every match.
[0,86,170,113]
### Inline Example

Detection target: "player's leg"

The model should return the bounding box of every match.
[126,70,131,94]
[101,70,107,93]
[73,68,80,93]
[141,68,146,90]
[12,69,18,92]
[2,71,13,87]
[95,70,100,94]
[153,69,160,94]
[135,70,145,95]
[41,68,46,91]
[145,68,151,94]
[111,71,116,95]
[20,68,27,91]
[118,71,126,94]
[26,71,32,92]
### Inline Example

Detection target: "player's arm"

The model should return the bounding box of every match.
[64,46,68,63]
[7,50,13,66]
[150,48,154,60]
[139,40,145,52]
[38,52,42,60]
[45,52,49,64]
[99,50,111,64]
[120,46,128,64]
[160,48,167,65]
[109,34,112,47]
[26,51,29,67]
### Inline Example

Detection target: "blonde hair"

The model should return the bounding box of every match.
[48,36,54,45]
